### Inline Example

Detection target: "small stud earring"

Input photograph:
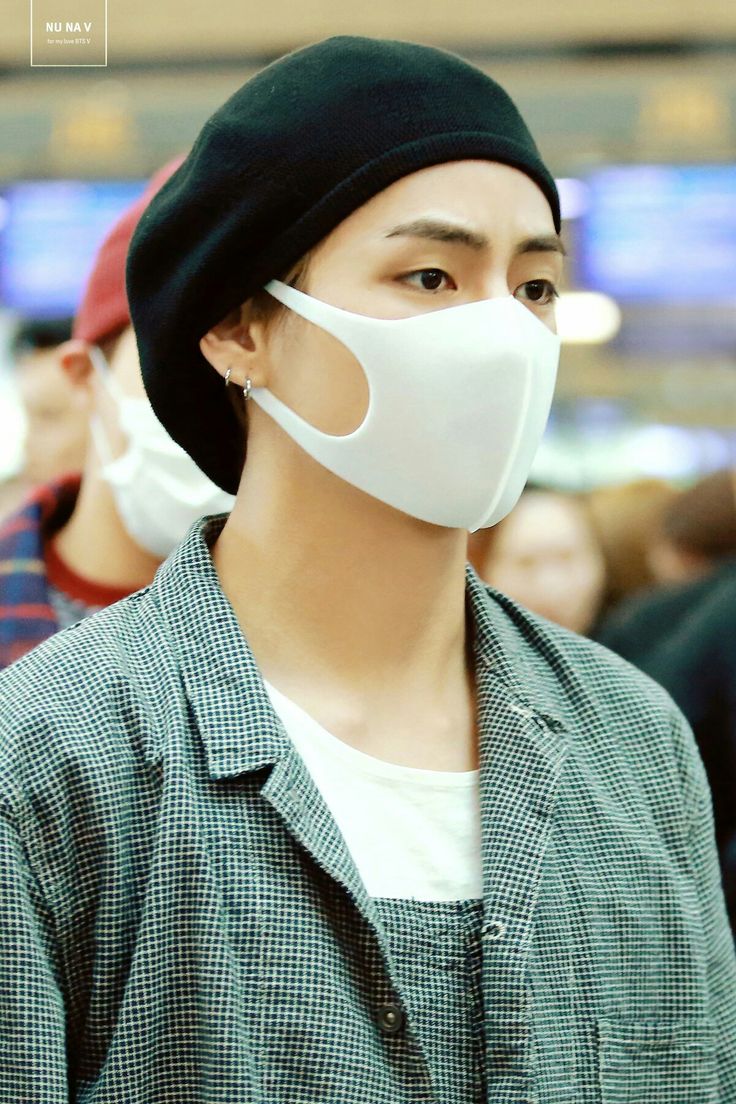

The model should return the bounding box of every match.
[243,377,252,401]
[224,367,233,387]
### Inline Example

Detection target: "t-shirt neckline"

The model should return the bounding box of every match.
[262,677,480,787]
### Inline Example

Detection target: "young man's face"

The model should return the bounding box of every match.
[249,159,564,437]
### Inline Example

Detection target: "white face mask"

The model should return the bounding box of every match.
[255,280,561,531]
[88,345,235,558]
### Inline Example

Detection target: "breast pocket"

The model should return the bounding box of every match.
[597,1015,718,1104]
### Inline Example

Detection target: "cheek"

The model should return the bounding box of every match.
[267,320,370,436]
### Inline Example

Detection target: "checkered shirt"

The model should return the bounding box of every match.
[0,513,734,1102]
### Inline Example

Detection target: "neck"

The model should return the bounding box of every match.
[211,434,475,737]
[53,451,162,591]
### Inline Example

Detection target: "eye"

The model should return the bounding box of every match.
[515,279,559,306]
[402,268,455,293]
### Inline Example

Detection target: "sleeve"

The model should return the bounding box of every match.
[672,708,736,1099]
[0,806,70,1102]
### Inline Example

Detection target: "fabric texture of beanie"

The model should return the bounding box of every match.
[126,35,561,494]
[74,155,186,346]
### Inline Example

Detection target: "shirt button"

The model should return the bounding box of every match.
[377,1002,404,1035]
[483,919,507,942]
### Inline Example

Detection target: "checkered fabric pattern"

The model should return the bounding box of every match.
[372,896,487,1102]
[0,514,734,1102]
[0,475,80,669]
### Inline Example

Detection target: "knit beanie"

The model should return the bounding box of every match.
[126,35,560,494]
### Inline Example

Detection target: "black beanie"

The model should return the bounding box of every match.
[126,35,561,494]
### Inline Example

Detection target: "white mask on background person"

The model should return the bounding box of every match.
[88,344,236,558]
[257,280,561,532]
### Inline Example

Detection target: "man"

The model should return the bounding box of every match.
[1,36,734,1102]
[0,158,234,668]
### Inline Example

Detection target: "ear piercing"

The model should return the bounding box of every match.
[224,367,252,401]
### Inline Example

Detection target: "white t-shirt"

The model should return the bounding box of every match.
[263,678,483,902]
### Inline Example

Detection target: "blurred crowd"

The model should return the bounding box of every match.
[0,157,734,930]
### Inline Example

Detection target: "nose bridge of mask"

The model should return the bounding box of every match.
[469,310,560,531]
[468,351,536,531]
[264,277,560,352]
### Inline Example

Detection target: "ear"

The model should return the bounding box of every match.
[57,339,97,389]
[198,301,270,389]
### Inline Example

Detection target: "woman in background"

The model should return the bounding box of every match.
[468,484,607,635]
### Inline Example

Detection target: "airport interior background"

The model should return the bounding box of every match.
[1,0,735,491]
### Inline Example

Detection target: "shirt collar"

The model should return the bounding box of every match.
[151,515,567,781]
[150,514,289,778]
[464,559,569,727]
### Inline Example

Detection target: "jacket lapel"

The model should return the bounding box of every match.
[468,564,570,1095]
[259,741,384,935]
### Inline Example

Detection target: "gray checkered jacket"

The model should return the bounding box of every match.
[1,515,734,1102]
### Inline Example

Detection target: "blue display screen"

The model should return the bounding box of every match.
[0,179,148,318]
[578,165,736,302]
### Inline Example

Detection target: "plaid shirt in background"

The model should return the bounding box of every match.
[0,475,80,669]
[1,514,735,1102]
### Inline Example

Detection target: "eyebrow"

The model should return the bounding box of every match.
[384,218,567,257]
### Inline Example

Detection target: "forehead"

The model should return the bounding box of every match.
[329,160,557,243]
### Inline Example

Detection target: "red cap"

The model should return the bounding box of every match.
[72,155,187,345]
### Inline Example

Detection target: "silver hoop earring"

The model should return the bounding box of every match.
[224,367,233,387]
[243,377,252,402]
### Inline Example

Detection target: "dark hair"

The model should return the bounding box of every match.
[248,251,313,331]
[662,469,736,557]
[12,316,74,357]
[225,251,314,442]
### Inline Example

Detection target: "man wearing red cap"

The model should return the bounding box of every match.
[0,158,234,669]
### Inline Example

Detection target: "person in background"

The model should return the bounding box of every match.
[11,316,88,486]
[646,467,736,585]
[0,156,234,670]
[597,468,736,928]
[586,477,679,613]
[596,468,736,664]
[0,317,84,523]
[468,484,607,635]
